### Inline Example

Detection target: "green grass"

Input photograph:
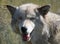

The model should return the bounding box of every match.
[0,0,60,44]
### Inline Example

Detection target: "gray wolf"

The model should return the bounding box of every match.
[6,3,60,44]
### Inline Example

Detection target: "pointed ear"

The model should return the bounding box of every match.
[37,5,50,17]
[6,5,17,16]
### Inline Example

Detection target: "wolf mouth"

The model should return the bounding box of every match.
[22,34,30,41]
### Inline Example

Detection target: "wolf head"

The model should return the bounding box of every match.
[6,3,50,41]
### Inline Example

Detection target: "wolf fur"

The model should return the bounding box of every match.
[6,3,60,44]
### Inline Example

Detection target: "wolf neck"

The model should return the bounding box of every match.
[45,12,60,24]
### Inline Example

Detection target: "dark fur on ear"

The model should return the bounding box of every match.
[6,5,16,16]
[37,5,50,17]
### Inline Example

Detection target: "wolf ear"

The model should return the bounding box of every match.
[37,5,50,17]
[6,5,17,16]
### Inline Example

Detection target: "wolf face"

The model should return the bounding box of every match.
[6,3,50,41]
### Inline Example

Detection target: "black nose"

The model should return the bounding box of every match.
[21,27,27,34]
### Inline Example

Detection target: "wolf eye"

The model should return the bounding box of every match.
[30,18,35,20]
[18,17,22,20]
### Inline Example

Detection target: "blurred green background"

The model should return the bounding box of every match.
[0,0,60,44]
